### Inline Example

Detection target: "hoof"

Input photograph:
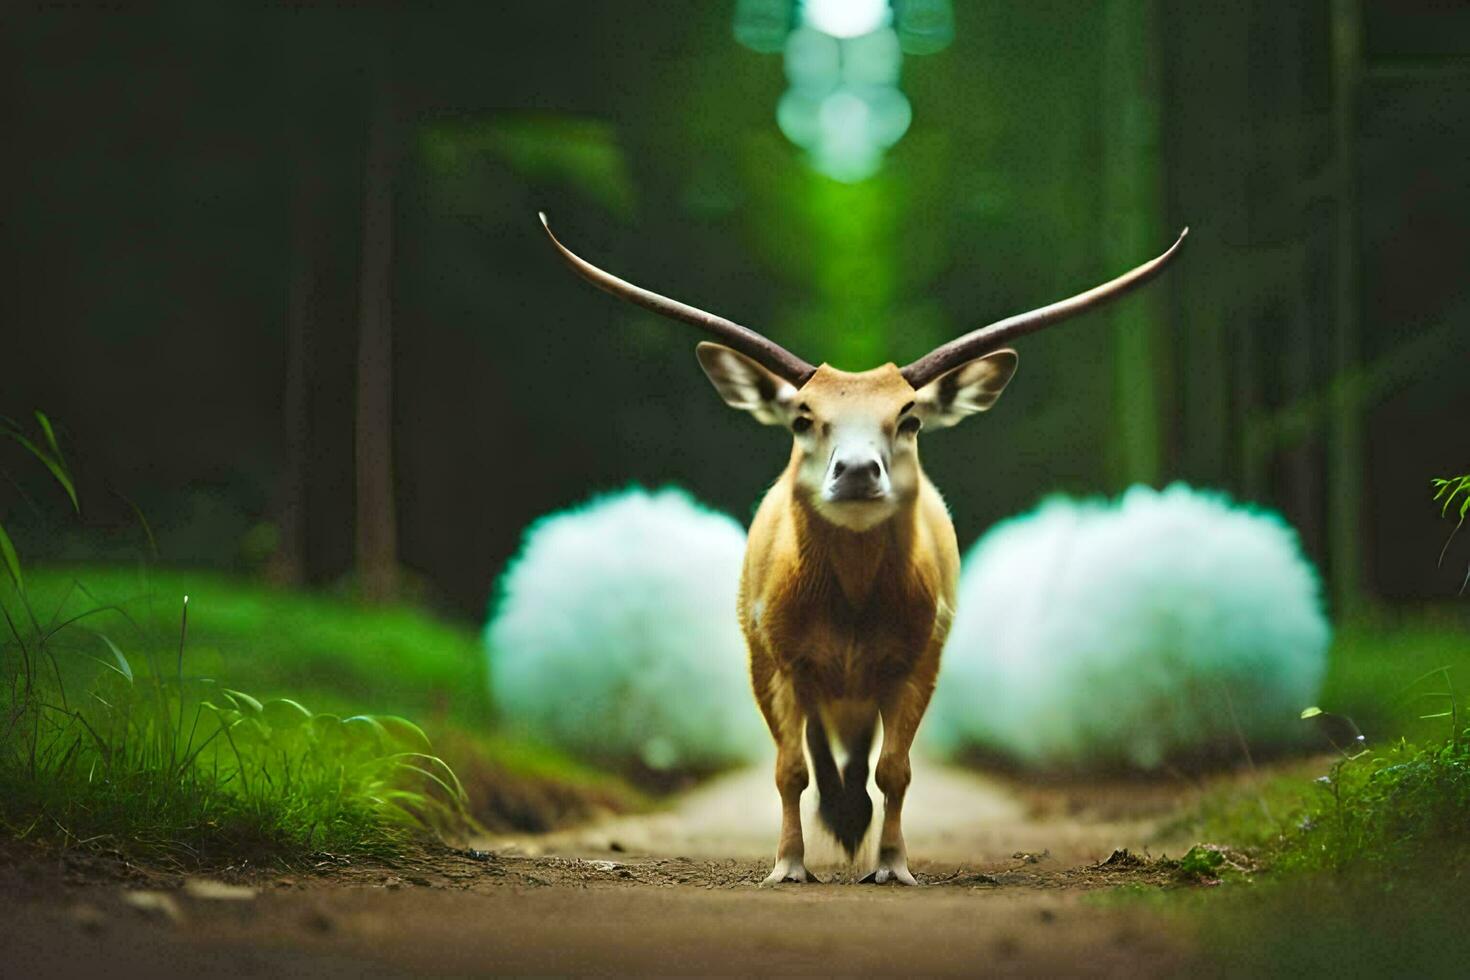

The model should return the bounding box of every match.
[760,859,819,886]
[859,863,918,886]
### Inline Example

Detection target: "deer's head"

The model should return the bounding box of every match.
[539,213,1186,532]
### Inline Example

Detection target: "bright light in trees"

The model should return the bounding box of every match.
[801,0,890,39]
[737,0,950,182]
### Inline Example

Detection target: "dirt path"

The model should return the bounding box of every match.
[496,757,1181,869]
[1,759,1204,976]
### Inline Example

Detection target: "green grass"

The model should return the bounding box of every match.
[1138,618,1470,976]
[1184,729,1469,876]
[1177,611,1470,868]
[0,423,484,862]
[1098,485,1470,973]
[16,565,489,724]
[1,563,637,865]
[1319,610,1470,747]
[2,570,480,863]
[1433,473,1470,595]
[15,564,620,789]
[1159,723,1470,977]
[1,682,463,863]
[1158,611,1469,854]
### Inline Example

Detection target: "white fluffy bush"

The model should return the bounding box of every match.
[485,487,765,772]
[927,484,1330,770]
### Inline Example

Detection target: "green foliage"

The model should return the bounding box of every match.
[3,410,79,515]
[1172,759,1322,856]
[1318,616,1470,746]
[1170,487,1470,965]
[17,564,633,805]
[1433,473,1470,594]
[0,424,473,863]
[1281,732,1470,874]
[18,565,491,726]
[1433,473,1470,525]
[1181,612,1470,876]
[0,525,21,596]
[1,583,470,863]
[1183,720,1470,974]
[0,411,81,592]
[1186,718,1470,878]
[1172,843,1229,881]
[1132,698,1470,972]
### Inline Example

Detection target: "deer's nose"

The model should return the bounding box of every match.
[827,453,887,501]
[832,458,881,481]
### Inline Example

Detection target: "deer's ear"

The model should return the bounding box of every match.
[914,349,1018,429]
[695,342,797,426]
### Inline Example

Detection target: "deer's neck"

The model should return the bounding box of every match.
[794,489,918,609]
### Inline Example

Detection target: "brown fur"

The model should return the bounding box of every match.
[742,464,957,707]
[738,365,962,884]
[539,212,1177,883]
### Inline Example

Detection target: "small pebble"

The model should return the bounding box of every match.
[123,890,184,925]
[70,903,106,934]
[183,879,257,901]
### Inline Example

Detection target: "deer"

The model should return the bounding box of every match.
[538,213,1186,886]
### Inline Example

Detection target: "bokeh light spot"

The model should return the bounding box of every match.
[784,26,841,91]
[801,0,890,39]
[739,0,949,182]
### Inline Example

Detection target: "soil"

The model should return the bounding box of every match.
[0,759,1213,977]
[437,731,640,834]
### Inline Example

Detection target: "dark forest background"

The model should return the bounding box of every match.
[3,1,1467,620]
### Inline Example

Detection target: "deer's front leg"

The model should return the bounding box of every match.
[864,648,940,886]
[760,674,816,886]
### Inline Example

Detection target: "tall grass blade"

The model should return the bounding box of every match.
[4,429,78,513]
[0,523,23,592]
[85,630,134,683]
[113,490,160,558]
[33,411,65,469]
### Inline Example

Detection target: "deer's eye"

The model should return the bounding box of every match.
[898,416,922,436]
[791,417,813,435]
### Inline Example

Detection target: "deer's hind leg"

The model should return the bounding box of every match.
[751,650,816,886]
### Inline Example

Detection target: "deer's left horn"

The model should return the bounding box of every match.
[900,228,1189,390]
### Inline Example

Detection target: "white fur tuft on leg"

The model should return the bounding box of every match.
[859,844,917,886]
[761,856,819,886]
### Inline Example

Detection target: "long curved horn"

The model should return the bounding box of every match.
[538,213,817,387]
[900,228,1189,389]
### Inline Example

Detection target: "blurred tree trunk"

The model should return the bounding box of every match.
[1328,0,1364,613]
[1164,5,1249,492]
[268,132,324,587]
[1101,0,1169,488]
[1240,4,1304,505]
[1267,4,1324,562]
[355,73,401,603]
